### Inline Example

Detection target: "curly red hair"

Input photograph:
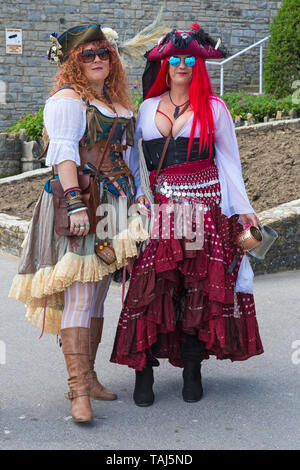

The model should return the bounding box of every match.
[50,40,132,109]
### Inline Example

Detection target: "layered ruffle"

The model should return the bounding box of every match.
[111,200,263,370]
[9,188,149,336]
[9,251,126,335]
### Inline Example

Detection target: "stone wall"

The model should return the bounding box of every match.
[0,0,282,132]
[0,213,30,257]
[0,132,21,176]
[0,130,43,176]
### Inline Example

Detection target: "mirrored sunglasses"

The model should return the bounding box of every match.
[169,56,196,67]
[80,48,110,63]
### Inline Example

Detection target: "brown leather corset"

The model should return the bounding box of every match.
[79,140,134,196]
[78,139,128,172]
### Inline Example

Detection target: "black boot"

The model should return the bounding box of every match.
[181,334,205,403]
[133,340,160,407]
[133,363,155,407]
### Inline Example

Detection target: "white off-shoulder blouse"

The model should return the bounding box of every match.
[43,96,133,167]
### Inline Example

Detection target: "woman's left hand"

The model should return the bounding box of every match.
[239,213,260,228]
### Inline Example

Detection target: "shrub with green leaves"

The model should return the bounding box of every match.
[263,0,300,98]
[222,92,300,123]
[5,106,44,140]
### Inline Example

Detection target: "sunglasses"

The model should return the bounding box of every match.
[169,56,196,67]
[80,48,110,63]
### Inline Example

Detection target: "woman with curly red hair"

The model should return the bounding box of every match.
[111,24,264,406]
[9,24,150,422]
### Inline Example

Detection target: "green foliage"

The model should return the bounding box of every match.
[131,83,143,116]
[222,91,300,123]
[5,106,44,140]
[263,0,300,98]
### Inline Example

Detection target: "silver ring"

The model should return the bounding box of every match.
[80,225,85,229]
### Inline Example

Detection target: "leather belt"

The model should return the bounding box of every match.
[96,139,128,153]
[101,159,133,185]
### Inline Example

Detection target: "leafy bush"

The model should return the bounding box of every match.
[263,0,300,98]
[5,106,44,140]
[222,92,300,123]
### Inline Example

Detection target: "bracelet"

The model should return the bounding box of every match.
[67,198,84,208]
[64,187,82,198]
[67,200,86,210]
[68,206,88,216]
[65,192,85,213]
[65,192,82,203]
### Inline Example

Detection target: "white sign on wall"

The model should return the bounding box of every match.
[6,28,22,54]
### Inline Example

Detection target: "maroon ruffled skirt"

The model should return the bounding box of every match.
[110,160,263,370]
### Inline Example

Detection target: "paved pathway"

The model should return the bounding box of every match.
[0,253,299,450]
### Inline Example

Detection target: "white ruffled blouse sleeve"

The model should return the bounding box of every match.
[43,97,86,167]
[213,99,256,218]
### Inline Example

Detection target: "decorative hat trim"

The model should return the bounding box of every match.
[47,24,106,64]
[48,33,63,63]
[102,27,119,51]
[59,24,101,42]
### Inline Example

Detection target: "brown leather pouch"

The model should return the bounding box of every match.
[95,242,117,265]
[51,174,99,236]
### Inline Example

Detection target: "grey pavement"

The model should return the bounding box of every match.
[0,252,299,450]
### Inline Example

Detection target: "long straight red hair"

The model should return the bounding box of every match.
[146,56,227,160]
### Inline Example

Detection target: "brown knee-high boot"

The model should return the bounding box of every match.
[61,327,94,422]
[88,318,117,401]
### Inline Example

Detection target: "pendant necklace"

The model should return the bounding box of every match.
[169,91,190,119]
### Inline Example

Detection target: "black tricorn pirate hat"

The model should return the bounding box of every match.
[48,24,106,63]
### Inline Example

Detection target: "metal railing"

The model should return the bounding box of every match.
[207,35,270,96]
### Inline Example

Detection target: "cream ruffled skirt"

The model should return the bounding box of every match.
[9,189,149,335]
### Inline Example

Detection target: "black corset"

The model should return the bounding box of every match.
[142,137,215,171]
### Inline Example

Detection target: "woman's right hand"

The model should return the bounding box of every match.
[239,213,260,229]
[69,209,90,236]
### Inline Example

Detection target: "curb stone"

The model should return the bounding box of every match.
[235,117,300,134]
[0,167,51,186]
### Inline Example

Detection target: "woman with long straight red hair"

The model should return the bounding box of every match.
[111,24,264,406]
